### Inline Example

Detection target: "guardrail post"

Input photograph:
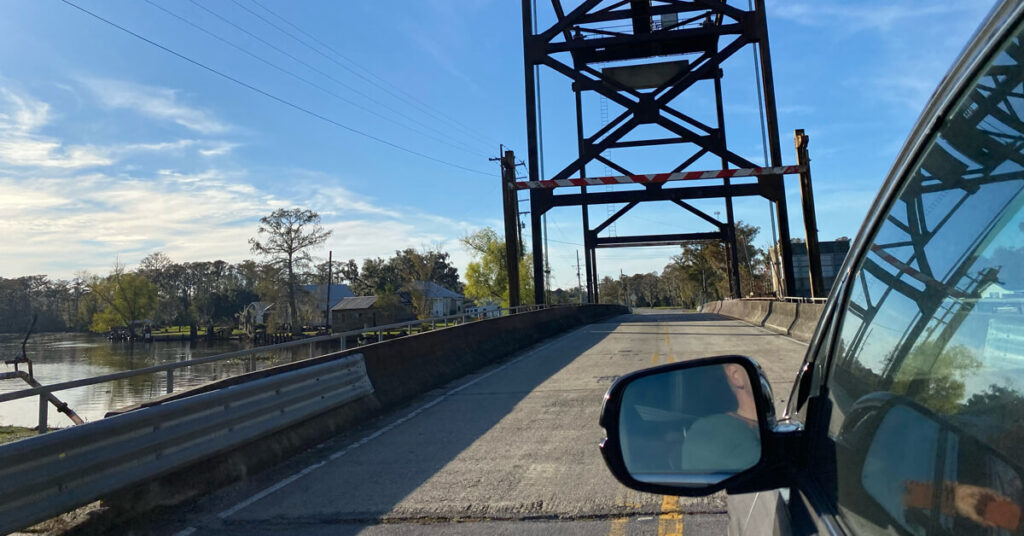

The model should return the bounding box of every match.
[38,395,47,433]
[340,337,346,350]
[166,369,174,394]
[309,343,314,359]
[377,329,383,342]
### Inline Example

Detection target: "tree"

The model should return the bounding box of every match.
[341,248,460,302]
[391,248,462,293]
[342,257,402,296]
[88,265,158,336]
[664,221,771,305]
[461,227,533,307]
[249,208,332,332]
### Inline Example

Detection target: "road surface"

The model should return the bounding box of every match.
[143,309,808,535]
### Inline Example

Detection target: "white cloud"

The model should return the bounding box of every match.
[0,88,49,132]
[0,83,240,170]
[0,87,113,169]
[81,78,229,134]
[198,142,240,157]
[121,139,196,153]
[0,167,492,281]
[0,138,112,168]
[767,2,971,33]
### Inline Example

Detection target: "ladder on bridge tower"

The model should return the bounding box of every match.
[599,95,617,238]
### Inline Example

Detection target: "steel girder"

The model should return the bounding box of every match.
[522,0,795,304]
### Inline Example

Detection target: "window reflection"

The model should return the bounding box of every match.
[829,22,1024,536]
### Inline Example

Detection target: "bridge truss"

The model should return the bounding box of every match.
[518,0,800,304]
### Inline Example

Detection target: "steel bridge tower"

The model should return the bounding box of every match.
[519,0,798,304]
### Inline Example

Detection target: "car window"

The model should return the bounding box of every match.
[826,18,1024,535]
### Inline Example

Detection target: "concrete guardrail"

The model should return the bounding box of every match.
[705,299,823,343]
[764,301,798,336]
[789,303,824,342]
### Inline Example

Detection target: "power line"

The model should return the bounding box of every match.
[247,0,502,148]
[143,0,489,159]
[59,0,493,177]
[188,0,491,158]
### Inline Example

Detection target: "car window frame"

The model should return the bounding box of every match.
[784,0,1024,533]
[794,0,1024,417]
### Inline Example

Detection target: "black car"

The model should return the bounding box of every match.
[599,1,1024,534]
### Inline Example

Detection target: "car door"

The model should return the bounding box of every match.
[783,1,1024,534]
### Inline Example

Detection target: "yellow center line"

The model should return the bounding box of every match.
[664,326,676,363]
[657,495,683,536]
[608,517,628,536]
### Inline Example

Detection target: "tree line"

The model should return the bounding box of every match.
[0,209,463,335]
[458,221,776,308]
[0,208,784,335]
[596,222,775,308]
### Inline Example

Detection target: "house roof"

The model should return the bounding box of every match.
[301,284,355,308]
[331,296,378,311]
[411,281,463,299]
[248,301,274,314]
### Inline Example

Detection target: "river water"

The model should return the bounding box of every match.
[0,332,311,428]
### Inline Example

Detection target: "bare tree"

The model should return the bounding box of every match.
[249,208,332,333]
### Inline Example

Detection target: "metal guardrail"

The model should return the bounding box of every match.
[730,296,827,304]
[0,353,373,534]
[0,304,555,431]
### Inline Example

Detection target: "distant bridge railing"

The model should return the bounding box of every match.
[0,304,556,433]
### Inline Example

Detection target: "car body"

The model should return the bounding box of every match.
[600,0,1024,534]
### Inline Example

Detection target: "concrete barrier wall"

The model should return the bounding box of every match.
[764,302,798,336]
[718,299,743,318]
[789,303,824,343]
[741,301,772,326]
[709,299,823,343]
[91,305,626,525]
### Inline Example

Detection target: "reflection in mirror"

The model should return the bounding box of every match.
[851,396,1024,535]
[618,363,761,487]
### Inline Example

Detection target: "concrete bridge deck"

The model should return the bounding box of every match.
[142,309,807,536]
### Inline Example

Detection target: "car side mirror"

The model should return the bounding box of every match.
[599,355,800,496]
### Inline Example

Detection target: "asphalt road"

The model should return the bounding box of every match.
[145,309,808,536]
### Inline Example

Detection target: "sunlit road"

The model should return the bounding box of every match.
[143,309,807,535]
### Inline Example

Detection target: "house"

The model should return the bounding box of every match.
[330,296,415,333]
[466,300,501,318]
[298,284,355,325]
[300,284,355,309]
[408,281,465,318]
[239,302,274,335]
[981,282,1013,300]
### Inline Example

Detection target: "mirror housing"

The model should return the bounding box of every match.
[599,355,801,496]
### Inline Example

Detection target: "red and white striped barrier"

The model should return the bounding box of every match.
[513,165,804,190]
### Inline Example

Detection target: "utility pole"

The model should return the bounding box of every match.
[795,130,824,298]
[575,251,583,304]
[492,147,521,307]
[325,250,333,331]
[620,268,628,307]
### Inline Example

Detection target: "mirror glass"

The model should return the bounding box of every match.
[618,362,762,487]
[844,396,1024,535]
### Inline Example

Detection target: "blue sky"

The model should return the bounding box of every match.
[0,0,996,290]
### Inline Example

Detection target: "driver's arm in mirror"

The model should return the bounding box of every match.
[680,363,761,472]
[618,362,761,480]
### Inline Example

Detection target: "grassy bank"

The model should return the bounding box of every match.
[0,425,40,444]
